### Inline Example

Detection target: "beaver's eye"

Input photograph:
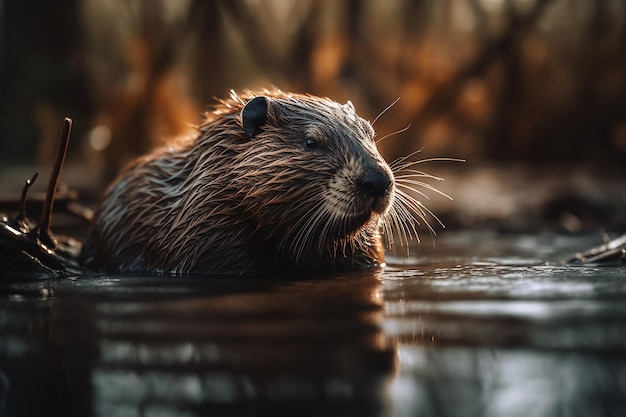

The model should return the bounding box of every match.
[305,137,318,149]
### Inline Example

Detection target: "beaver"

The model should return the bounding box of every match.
[81,90,439,275]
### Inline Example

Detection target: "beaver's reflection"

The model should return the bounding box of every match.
[49,273,396,416]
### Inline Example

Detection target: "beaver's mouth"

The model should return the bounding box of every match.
[332,192,394,239]
[322,163,393,239]
[278,192,387,259]
[368,189,393,215]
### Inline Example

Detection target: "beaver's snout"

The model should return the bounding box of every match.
[358,167,391,197]
[357,166,393,214]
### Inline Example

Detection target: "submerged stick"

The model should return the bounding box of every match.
[40,118,72,234]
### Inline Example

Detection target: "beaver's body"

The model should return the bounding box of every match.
[81,91,404,275]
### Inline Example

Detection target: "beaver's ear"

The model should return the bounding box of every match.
[242,96,269,138]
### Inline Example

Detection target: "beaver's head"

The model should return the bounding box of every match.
[226,93,395,263]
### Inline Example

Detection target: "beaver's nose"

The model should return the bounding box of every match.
[358,167,392,197]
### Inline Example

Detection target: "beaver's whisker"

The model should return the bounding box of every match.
[397,189,443,232]
[383,215,409,255]
[313,209,333,255]
[385,207,402,244]
[399,203,422,242]
[388,147,424,170]
[396,182,432,201]
[385,207,404,244]
[384,206,412,249]
[381,218,395,249]
[371,97,400,127]
[394,169,446,182]
[279,203,320,258]
[391,194,423,242]
[329,218,342,255]
[336,216,347,254]
[395,178,453,200]
[391,157,465,173]
[294,211,325,261]
[376,124,411,145]
[395,191,429,227]
[291,226,310,263]
[407,157,466,164]
[316,213,332,253]
[392,211,410,247]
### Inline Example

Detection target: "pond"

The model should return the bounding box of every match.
[1,231,625,417]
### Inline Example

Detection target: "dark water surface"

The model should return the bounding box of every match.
[1,232,625,417]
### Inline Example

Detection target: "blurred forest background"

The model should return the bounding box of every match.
[1,0,625,231]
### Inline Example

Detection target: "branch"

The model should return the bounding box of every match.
[40,117,72,235]
[15,171,39,231]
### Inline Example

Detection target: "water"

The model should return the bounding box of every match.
[1,232,625,417]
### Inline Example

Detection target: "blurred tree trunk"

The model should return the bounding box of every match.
[0,0,93,165]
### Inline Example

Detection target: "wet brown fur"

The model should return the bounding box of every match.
[81,90,436,275]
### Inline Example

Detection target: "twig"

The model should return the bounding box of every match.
[40,118,72,234]
[16,171,39,229]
